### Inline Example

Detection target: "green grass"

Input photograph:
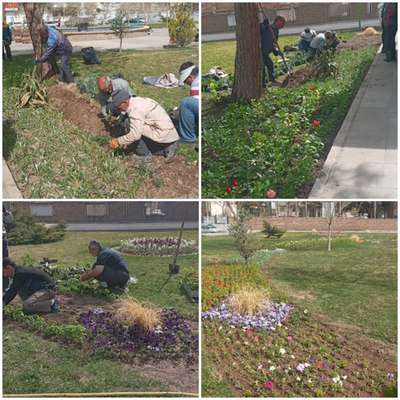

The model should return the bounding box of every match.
[202,232,397,342]
[3,325,169,395]
[9,230,198,319]
[3,47,198,198]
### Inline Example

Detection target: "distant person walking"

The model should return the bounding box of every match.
[3,19,12,60]
[382,3,397,62]
[36,25,74,83]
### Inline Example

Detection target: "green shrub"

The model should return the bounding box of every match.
[262,221,285,238]
[7,212,66,245]
[224,249,273,267]
[276,237,363,251]
[168,3,197,47]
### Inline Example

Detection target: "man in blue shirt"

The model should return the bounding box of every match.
[80,240,130,291]
[36,25,74,83]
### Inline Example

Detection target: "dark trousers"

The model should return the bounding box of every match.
[3,42,11,60]
[132,136,176,156]
[383,24,397,60]
[49,51,74,83]
[262,53,275,85]
[98,267,129,289]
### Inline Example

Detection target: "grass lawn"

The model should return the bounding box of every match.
[9,230,198,319]
[3,325,168,395]
[3,46,198,198]
[201,232,397,397]
[201,31,377,198]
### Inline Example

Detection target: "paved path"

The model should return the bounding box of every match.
[3,159,22,199]
[64,222,198,231]
[203,18,380,42]
[11,28,171,56]
[310,53,397,199]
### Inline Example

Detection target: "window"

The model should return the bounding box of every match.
[144,202,166,217]
[227,14,236,27]
[86,204,107,217]
[30,204,54,217]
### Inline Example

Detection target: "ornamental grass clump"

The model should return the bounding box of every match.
[229,286,271,316]
[114,299,161,331]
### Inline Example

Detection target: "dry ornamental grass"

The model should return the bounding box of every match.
[229,286,271,316]
[114,298,161,331]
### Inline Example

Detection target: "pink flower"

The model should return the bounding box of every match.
[266,189,277,198]
[226,187,232,193]
[287,335,293,342]
[244,328,253,337]
[312,119,321,127]
[263,380,274,390]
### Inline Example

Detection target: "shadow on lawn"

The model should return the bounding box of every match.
[3,118,18,160]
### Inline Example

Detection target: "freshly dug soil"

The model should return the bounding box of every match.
[48,84,109,136]
[338,33,381,50]
[280,64,316,88]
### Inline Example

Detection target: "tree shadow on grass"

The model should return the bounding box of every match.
[3,119,17,160]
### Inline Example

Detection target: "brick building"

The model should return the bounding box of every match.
[202,2,379,34]
[9,202,198,224]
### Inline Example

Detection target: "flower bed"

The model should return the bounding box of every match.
[202,300,291,331]
[202,47,377,198]
[119,237,198,256]
[80,307,198,364]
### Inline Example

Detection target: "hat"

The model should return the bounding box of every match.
[178,64,196,86]
[109,89,131,115]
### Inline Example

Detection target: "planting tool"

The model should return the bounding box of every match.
[158,221,185,292]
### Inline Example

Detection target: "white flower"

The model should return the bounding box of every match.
[232,362,237,367]
[257,364,263,370]
[244,341,249,346]
[218,326,223,331]
[308,379,312,384]
[332,375,343,386]
[269,366,276,372]
[342,375,347,380]
[279,347,286,355]
[304,309,308,314]
[296,363,310,373]
[296,377,301,381]
[291,355,295,359]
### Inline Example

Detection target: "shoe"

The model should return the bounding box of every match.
[130,153,152,163]
[51,300,60,313]
[164,141,178,163]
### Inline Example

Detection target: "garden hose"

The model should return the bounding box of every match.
[4,391,197,398]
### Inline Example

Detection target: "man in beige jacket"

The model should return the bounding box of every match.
[109,90,179,162]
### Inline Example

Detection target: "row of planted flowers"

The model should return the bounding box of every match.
[119,237,198,256]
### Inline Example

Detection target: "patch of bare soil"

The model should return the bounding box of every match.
[48,84,109,136]
[133,155,198,198]
[280,64,316,88]
[339,33,381,50]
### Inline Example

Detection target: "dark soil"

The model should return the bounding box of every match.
[280,64,316,88]
[48,84,109,136]
[47,84,198,198]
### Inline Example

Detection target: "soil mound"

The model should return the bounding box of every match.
[339,31,381,50]
[48,84,109,135]
[280,64,316,88]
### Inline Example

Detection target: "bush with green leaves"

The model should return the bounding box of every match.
[168,3,197,47]
[262,221,285,238]
[202,47,376,198]
[7,213,66,245]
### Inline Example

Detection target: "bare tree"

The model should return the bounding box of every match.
[232,3,263,101]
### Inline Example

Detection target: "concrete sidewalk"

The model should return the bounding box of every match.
[310,53,397,199]
[64,222,198,231]
[10,28,171,56]
[3,159,22,199]
[203,18,380,42]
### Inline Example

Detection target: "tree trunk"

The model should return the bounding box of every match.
[119,34,123,52]
[23,3,51,77]
[232,3,263,101]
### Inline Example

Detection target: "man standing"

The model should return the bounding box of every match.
[382,3,397,62]
[260,15,286,86]
[109,90,180,162]
[80,240,130,292]
[3,257,60,314]
[36,25,74,83]
[177,62,199,143]
[3,18,12,60]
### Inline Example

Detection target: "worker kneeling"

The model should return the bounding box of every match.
[109,90,179,162]
[81,240,130,292]
[3,257,60,314]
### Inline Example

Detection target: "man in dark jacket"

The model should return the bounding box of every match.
[80,240,130,291]
[3,257,60,313]
[382,3,398,62]
[3,19,12,60]
[260,15,286,86]
[36,25,74,82]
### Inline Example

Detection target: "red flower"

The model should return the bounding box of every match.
[266,189,277,199]
[244,328,253,337]
[263,380,274,390]
[312,119,321,127]
[232,178,239,187]
[226,187,232,193]
[316,360,327,370]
